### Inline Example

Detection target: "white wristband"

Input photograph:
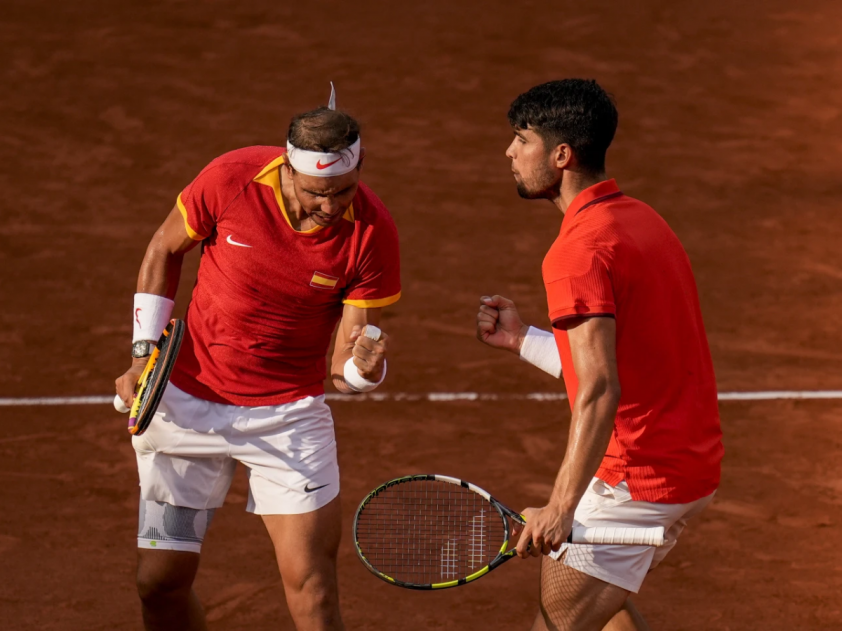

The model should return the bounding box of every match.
[344,358,387,392]
[343,325,387,393]
[519,326,562,378]
[133,293,175,344]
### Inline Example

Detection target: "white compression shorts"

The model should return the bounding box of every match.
[132,384,340,515]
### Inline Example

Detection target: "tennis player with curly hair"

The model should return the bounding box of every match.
[477,79,723,630]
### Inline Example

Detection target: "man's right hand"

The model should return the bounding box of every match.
[115,358,148,410]
[476,295,528,354]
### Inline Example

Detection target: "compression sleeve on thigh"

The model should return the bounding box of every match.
[137,499,215,554]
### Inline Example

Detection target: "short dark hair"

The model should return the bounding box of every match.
[508,79,618,174]
[287,107,360,152]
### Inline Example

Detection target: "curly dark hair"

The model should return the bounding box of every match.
[508,79,618,174]
[287,107,360,153]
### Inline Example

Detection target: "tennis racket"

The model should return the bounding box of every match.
[113,319,185,436]
[354,474,665,590]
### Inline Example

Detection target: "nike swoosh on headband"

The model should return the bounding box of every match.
[316,157,343,170]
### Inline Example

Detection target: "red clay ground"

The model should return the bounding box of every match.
[2,0,842,629]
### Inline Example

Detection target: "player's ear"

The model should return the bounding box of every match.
[552,143,574,170]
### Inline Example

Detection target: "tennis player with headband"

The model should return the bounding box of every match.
[115,84,400,631]
[476,80,723,630]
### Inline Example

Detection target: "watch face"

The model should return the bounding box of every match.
[132,341,152,358]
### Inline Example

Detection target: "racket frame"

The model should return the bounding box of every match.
[354,474,666,590]
[128,319,185,436]
[353,474,522,590]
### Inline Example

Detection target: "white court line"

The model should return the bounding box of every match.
[717,391,842,400]
[2,391,842,406]
[0,396,114,406]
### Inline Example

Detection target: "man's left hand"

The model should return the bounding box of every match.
[350,325,389,382]
[513,504,574,558]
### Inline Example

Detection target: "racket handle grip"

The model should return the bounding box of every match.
[570,526,665,547]
[114,394,130,414]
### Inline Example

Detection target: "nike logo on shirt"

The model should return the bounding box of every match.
[304,483,330,493]
[226,235,252,248]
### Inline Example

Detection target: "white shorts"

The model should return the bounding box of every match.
[549,477,715,593]
[132,384,340,515]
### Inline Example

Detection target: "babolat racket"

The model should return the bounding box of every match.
[354,474,665,590]
[114,319,185,436]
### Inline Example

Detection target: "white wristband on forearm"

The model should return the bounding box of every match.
[133,293,175,343]
[343,325,387,393]
[344,358,387,392]
[519,326,562,378]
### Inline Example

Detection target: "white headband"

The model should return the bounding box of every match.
[285,81,361,177]
[285,137,361,177]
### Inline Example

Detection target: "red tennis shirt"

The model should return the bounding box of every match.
[543,179,722,504]
[168,146,401,406]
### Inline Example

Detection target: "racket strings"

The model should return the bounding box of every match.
[355,480,506,585]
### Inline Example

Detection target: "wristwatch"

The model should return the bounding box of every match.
[131,340,157,358]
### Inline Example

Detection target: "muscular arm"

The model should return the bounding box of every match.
[137,204,202,297]
[515,315,620,557]
[549,315,621,513]
[115,206,201,407]
[330,304,386,394]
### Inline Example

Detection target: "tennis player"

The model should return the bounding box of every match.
[476,79,723,630]
[115,87,400,631]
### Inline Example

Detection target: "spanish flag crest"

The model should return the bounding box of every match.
[310,271,339,290]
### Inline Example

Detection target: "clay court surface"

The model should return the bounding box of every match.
[3,1,842,629]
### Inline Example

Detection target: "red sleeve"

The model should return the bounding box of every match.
[176,161,246,240]
[544,238,615,324]
[343,207,401,309]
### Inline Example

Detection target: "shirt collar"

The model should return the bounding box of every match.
[252,151,355,232]
[564,179,622,222]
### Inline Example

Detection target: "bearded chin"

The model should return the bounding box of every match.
[516,181,536,199]
[516,174,560,200]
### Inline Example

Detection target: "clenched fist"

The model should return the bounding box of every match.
[476,295,528,354]
[349,324,389,383]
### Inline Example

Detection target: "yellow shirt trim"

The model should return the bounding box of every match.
[176,194,206,241]
[252,154,355,233]
[253,154,288,181]
[343,291,401,309]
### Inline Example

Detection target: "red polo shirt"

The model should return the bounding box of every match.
[543,179,722,503]
[169,146,401,406]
